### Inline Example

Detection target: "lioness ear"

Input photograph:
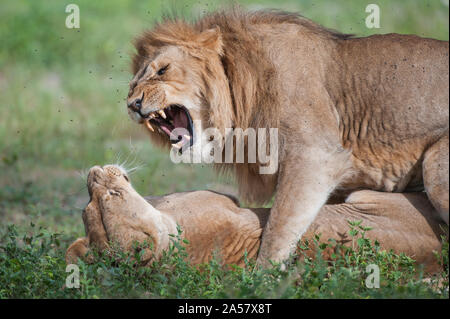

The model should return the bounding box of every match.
[197,27,223,56]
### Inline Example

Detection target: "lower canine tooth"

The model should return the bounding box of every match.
[145,121,154,132]
[173,141,183,149]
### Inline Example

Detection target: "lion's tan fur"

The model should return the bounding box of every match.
[127,8,449,265]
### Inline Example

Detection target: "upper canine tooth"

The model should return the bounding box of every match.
[158,110,166,119]
[183,134,191,140]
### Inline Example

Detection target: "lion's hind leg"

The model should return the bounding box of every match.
[423,132,449,224]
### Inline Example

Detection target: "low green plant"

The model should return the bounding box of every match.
[0,221,447,299]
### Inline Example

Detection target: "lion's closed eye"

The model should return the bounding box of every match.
[108,190,121,196]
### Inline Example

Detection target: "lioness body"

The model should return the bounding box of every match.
[67,165,445,273]
[126,10,449,265]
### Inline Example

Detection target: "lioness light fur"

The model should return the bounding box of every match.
[66,165,446,273]
[126,9,449,266]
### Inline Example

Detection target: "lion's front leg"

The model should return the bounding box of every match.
[82,201,109,251]
[66,237,92,264]
[257,147,351,267]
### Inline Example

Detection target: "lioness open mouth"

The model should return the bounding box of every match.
[143,104,194,150]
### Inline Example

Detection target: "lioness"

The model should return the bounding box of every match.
[126,9,449,266]
[67,165,445,273]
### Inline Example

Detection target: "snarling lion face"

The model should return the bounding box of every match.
[127,25,233,152]
[127,46,198,150]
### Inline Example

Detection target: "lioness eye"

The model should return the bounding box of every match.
[157,65,169,76]
[123,175,129,182]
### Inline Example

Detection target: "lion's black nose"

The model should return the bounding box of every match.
[127,96,142,112]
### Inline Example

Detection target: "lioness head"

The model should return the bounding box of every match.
[87,165,131,197]
[86,165,173,260]
[127,22,233,152]
[87,165,149,215]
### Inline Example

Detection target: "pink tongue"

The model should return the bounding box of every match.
[159,108,189,142]
[160,125,172,136]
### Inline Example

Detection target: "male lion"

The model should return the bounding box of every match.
[126,9,449,266]
[67,165,445,273]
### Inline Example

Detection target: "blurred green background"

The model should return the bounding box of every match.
[0,0,448,241]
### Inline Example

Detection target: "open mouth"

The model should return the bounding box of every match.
[143,104,194,150]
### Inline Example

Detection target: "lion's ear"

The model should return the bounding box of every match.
[197,27,223,56]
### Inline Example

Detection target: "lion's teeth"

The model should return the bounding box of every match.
[149,113,156,119]
[158,110,166,119]
[172,141,184,149]
[145,120,154,132]
[183,134,190,140]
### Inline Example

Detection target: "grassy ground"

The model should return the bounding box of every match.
[0,0,448,298]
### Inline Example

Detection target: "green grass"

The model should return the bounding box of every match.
[0,0,448,298]
[0,223,448,298]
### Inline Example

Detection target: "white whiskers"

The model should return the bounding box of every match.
[76,168,90,181]
[112,138,146,176]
